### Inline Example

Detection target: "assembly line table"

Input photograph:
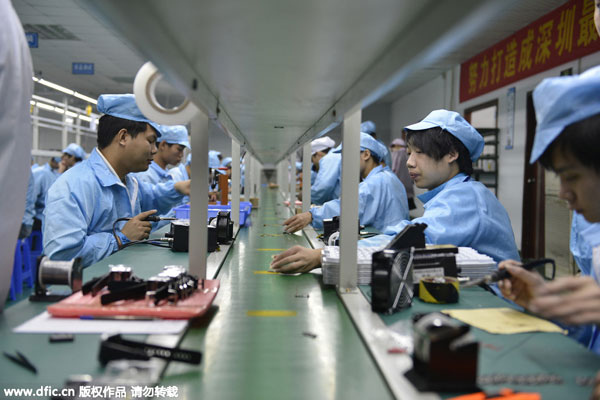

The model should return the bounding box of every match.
[1,187,600,399]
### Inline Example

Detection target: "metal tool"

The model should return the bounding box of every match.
[462,258,555,288]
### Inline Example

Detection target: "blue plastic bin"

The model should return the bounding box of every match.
[173,202,252,226]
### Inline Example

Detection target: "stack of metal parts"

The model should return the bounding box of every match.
[455,247,496,280]
[321,246,383,285]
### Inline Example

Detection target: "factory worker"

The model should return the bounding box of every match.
[43,94,191,267]
[20,156,61,238]
[282,132,409,234]
[360,110,519,264]
[61,143,86,169]
[221,156,232,168]
[361,120,392,168]
[133,125,190,228]
[170,153,191,182]
[311,137,341,205]
[390,137,415,210]
[0,0,33,311]
[272,111,517,273]
[19,172,36,239]
[134,125,189,184]
[498,67,600,356]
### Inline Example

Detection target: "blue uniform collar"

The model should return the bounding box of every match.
[418,172,470,204]
[149,160,171,179]
[90,148,134,189]
[364,164,383,180]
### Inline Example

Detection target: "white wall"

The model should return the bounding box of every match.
[389,52,600,249]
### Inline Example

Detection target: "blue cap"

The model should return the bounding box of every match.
[404,109,484,162]
[221,157,232,167]
[361,121,376,136]
[157,125,190,148]
[97,94,162,137]
[295,161,302,170]
[334,132,387,160]
[530,66,600,164]
[185,153,192,166]
[62,143,86,160]
[208,150,221,169]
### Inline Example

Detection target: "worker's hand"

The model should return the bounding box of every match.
[174,180,191,196]
[121,209,156,241]
[270,246,322,273]
[58,160,67,173]
[592,370,600,400]
[497,259,545,309]
[283,212,312,233]
[529,276,600,326]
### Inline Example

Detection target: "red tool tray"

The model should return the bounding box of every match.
[47,279,219,320]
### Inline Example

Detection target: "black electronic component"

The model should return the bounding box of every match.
[209,211,233,244]
[385,223,427,251]
[49,334,74,343]
[371,248,414,314]
[322,216,339,243]
[98,334,202,367]
[406,312,479,392]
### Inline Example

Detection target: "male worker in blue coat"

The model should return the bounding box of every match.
[360,110,519,264]
[43,94,190,267]
[133,125,189,185]
[282,132,409,234]
[310,139,341,205]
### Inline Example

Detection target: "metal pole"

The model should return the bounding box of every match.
[231,140,241,230]
[302,142,311,213]
[189,112,209,279]
[338,108,361,290]
[246,154,253,199]
[61,98,68,149]
[289,152,296,208]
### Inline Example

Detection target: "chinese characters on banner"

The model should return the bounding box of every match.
[460,0,600,103]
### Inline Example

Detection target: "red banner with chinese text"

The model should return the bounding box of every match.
[459,0,600,103]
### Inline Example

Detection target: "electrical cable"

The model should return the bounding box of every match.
[112,216,176,250]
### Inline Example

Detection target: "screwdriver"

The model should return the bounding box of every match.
[144,216,176,222]
[462,258,555,288]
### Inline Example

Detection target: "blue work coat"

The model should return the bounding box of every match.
[309,165,409,232]
[29,163,60,224]
[311,152,341,205]
[360,173,519,264]
[43,148,184,267]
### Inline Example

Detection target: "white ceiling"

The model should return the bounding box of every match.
[13,0,568,161]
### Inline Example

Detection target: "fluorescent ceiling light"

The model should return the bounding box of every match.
[36,102,55,111]
[33,77,97,105]
[78,115,92,122]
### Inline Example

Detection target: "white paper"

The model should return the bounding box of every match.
[14,311,188,335]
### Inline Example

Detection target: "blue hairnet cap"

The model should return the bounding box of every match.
[361,121,376,135]
[530,66,600,164]
[157,125,190,148]
[333,132,387,160]
[208,150,221,169]
[404,109,484,162]
[62,143,86,160]
[222,157,232,167]
[295,161,302,170]
[97,94,163,137]
[185,153,192,166]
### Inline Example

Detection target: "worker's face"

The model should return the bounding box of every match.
[159,142,185,166]
[406,144,458,190]
[49,158,59,169]
[61,153,76,169]
[552,147,600,223]
[127,125,158,173]
[311,151,326,168]
[390,144,404,152]
[595,0,600,36]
